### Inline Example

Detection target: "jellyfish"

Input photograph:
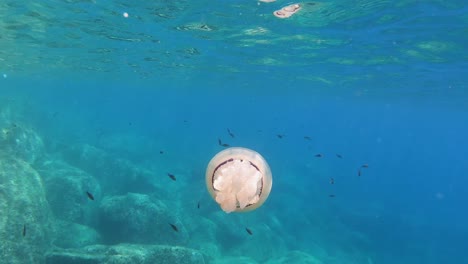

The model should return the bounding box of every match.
[206,147,272,213]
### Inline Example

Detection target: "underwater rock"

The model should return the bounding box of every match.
[185,216,218,245]
[98,193,187,244]
[209,211,287,262]
[45,244,206,264]
[211,256,258,264]
[230,223,288,262]
[36,159,101,225]
[197,243,221,260]
[210,211,246,242]
[264,250,323,264]
[184,217,219,259]
[0,155,53,263]
[61,144,162,195]
[52,220,101,248]
[0,123,45,163]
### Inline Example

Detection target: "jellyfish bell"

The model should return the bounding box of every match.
[206,147,272,213]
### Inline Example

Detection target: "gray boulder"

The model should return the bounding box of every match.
[185,216,219,258]
[52,220,101,248]
[45,244,206,264]
[0,123,45,163]
[265,251,323,264]
[98,193,188,244]
[229,223,288,263]
[0,155,52,263]
[211,256,258,264]
[61,144,162,195]
[36,159,101,225]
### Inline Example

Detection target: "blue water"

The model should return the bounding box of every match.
[1,0,467,263]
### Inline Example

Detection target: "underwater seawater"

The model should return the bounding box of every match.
[1,0,467,263]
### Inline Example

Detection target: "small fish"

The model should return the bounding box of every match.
[330,178,335,184]
[159,150,164,154]
[168,173,176,181]
[197,201,200,209]
[22,224,26,237]
[245,228,253,235]
[304,136,311,140]
[128,122,132,126]
[218,138,230,147]
[277,134,284,139]
[336,154,343,158]
[169,223,178,232]
[227,128,235,138]
[315,154,323,158]
[329,194,336,198]
[86,191,95,201]
[361,164,369,168]
[358,169,361,176]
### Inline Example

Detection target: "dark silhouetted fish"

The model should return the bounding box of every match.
[304,136,311,140]
[245,228,253,235]
[169,223,178,232]
[218,138,230,147]
[277,134,285,139]
[358,169,361,176]
[361,164,369,168]
[22,224,26,237]
[160,150,164,154]
[336,154,342,158]
[329,194,336,198]
[315,154,323,158]
[168,173,176,181]
[227,128,235,138]
[330,178,334,184]
[86,191,95,201]
[197,201,200,209]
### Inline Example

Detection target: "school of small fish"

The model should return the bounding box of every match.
[34,121,369,241]
[216,128,369,200]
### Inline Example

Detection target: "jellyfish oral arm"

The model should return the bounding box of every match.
[213,159,262,213]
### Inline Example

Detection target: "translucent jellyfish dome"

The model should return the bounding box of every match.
[206,147,273,213]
